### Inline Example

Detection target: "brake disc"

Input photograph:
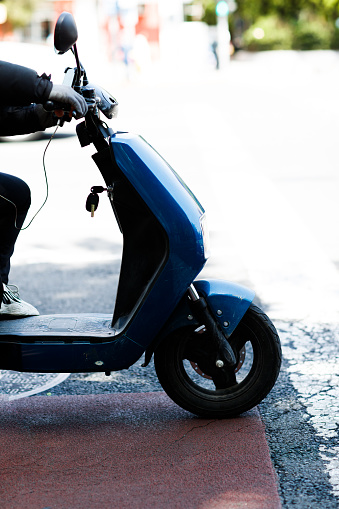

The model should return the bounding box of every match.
[190,346,246,379]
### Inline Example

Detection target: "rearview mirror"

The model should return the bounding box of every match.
[54,12,78,54]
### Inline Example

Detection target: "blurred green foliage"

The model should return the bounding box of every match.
[236,0,339,22]
[293,15,332,49]
[199,0,217,25]
[193,0,339,50]
[243,12,335,50]
[243,16,293,50]
[237,0,339,50]
[2,0,40,28]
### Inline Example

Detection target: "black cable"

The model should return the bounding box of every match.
[0,123,58,230]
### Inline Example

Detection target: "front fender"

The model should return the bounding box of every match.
[193,280,255,338]
[144,279,255,365]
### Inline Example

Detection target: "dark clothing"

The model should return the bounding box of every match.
[0,105,43,136]
[0,61,54,300]
[0,173,31,284]
[0,61,52,107]
[0,60,53,136]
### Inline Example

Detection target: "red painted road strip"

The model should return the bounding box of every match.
[0,392,281,508]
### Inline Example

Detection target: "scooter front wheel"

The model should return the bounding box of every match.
[154,304,281,418]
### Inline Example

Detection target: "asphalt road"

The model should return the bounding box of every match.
[1,50,339,507]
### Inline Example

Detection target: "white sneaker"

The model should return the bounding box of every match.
[0,284,39,318]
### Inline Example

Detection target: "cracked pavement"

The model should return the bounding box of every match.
[260,321,339,508]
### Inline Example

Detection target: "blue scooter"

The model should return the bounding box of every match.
[0,13,281,418]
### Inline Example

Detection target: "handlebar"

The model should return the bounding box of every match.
[43,83,118,122]
[43,100,78,119]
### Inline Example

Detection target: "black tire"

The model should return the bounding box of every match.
[154,304,281,418]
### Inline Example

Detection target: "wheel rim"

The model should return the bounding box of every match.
[177,325,263,398]
[189,345,246,379]
[154,306,281,417]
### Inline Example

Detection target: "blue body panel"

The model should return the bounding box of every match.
[0,133,208,373]
[0,134,255,374]
[110,133,207,347]
[17,334,145,373]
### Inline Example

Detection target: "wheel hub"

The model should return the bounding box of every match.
[190,346,246,379]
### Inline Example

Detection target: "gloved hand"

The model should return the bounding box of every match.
[48,84,88,119]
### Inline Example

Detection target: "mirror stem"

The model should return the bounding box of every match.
[73,43,82,90]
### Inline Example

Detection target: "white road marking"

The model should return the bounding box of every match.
[0,371,70,401]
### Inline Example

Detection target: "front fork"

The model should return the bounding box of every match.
[188,284,237,368]
[143,279,254,368]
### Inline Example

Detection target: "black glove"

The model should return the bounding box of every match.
[48,84,88,118]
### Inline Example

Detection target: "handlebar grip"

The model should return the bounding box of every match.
[43,100,67,112]
[43,101,77,119]
[43,100,56,112]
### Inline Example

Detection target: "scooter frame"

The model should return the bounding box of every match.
[0,126,254,374]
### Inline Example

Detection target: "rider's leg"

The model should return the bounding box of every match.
[0,172,39,317]
[0,172,31,284]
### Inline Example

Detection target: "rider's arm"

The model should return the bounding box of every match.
[0,104,57,136]
[0,60,87,136]
[0,60,53,106]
